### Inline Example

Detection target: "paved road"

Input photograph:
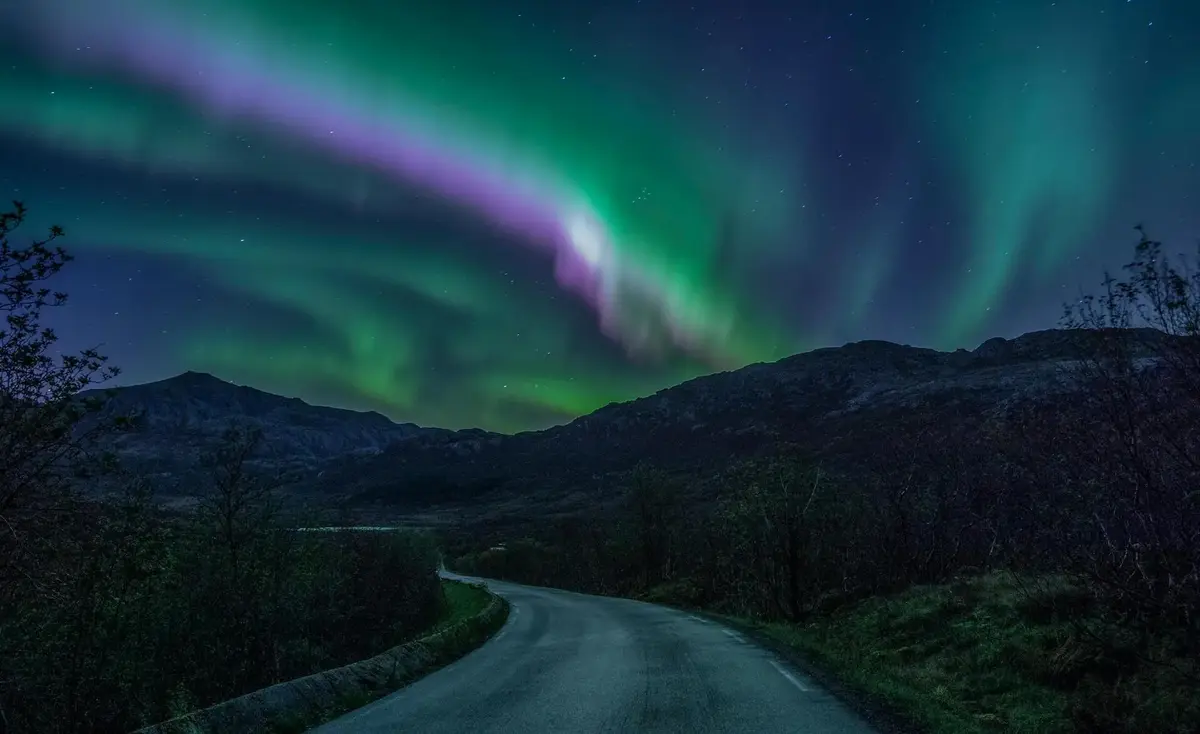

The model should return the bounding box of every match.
[313,574,879,733]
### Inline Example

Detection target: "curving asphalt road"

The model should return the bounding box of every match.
[312,574,879,733]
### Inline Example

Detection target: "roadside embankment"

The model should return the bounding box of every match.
[649,573,1198,734]
[134,580,508,734]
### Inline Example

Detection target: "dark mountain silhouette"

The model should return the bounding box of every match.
[77,371,450,496]
[299,328,1167,523]
[83,329,1164,516]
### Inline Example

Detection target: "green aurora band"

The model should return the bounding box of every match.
[0,0,1196,431]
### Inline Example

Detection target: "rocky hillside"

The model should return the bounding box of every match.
[78,371,446,494]
[83,329,1165,515]
[307,328,1167,523]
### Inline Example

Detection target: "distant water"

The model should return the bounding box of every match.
[294,526,413,532]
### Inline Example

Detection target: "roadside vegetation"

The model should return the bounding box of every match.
[750,573,1198,733]
[0,203,453,734]
[450,227,1200,733]
[434,579,493,629]
[264,578,500,734]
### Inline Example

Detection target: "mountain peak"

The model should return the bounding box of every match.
[130,371,243,394]
[179,370,219,380]
[77,372,439,494]
[168,370,231,386]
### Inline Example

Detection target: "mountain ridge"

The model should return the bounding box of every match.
[81,327,1166,515]
[77,369,450,497]
[299,327,1168,522]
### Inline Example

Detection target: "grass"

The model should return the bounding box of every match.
[754,574,1072,733]
[688,573,1199,734]
[434,579,493,630]
[261,578,505,734]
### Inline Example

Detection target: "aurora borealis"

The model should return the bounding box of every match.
[1,0,1197,432]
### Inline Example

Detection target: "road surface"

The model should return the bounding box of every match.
[312,574,879,733]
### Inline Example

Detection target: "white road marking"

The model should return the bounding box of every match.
[686,614,709,624]
[770,660,810,692]
[720,628,744,642]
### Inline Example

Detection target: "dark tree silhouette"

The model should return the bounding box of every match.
[0,201,117,605]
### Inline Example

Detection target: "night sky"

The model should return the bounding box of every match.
[1,0,1197,432]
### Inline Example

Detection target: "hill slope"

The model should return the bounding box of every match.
[84,329,1162,516]
[79,371,446,494]
[306,328,1164,523]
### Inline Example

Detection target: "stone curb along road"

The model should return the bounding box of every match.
[131,579,509,734]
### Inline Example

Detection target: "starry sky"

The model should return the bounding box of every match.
[1,0,1197,432]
